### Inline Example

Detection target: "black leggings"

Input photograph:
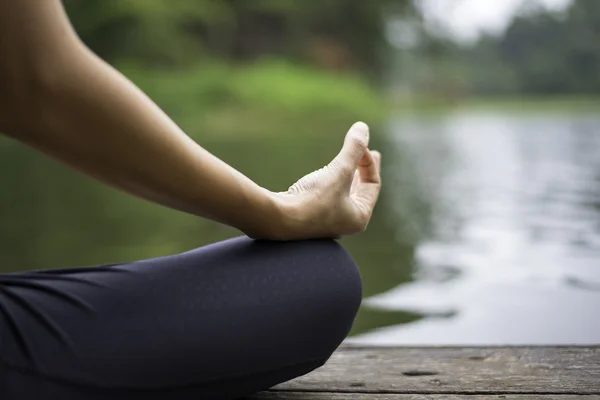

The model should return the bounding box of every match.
[0,236,362,400]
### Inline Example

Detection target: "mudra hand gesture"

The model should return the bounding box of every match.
[266,122,382,240]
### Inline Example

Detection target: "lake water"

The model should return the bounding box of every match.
[350,110,600,345]
[1,108,599,345]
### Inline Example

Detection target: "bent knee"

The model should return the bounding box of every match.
[270,238,363,356]
[313,239,363,324]
[187,237,363,365]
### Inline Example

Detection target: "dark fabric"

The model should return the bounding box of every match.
[0,236,362,399]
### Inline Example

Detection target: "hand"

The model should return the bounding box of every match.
[266,121,382,240]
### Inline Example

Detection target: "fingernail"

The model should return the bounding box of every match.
[352,121,369,141]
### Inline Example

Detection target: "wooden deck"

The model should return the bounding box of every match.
[250,346,600,399]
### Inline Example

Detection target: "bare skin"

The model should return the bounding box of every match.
[0,0,381,241]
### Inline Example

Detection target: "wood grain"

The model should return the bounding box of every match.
[267,346,600,395]
[251,394,600,400]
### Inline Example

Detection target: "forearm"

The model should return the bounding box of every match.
[37,52,286,233]
[0,0,287,238]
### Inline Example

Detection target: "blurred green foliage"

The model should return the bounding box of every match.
[60,0,402,132]
[64,0,411,73]
[118,59,386,128]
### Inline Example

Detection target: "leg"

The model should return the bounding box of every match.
[0,237,362,399]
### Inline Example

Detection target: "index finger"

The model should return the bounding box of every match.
[358,149,381,184]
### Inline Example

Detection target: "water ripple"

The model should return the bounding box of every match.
[354,111,600,345]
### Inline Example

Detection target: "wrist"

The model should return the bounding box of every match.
[243,189,306,240]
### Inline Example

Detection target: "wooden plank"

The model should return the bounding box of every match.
[251,394,600,400]
[271,347,600,395]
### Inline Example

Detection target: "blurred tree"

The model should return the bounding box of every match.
[479,0,600,95]
[412,0,600,97]
[64,0,413,75]
[64,0,231,64]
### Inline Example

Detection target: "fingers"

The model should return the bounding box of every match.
[371,150,381,175]
[358,149,381,184]
[353,172,381,219]
[334,121,370,170]
[353,149,381,223]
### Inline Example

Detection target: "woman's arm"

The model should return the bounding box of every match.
[0,0,288,238]
[0,0,381,241]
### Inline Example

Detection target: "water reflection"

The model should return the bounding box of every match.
[351,111,600,345]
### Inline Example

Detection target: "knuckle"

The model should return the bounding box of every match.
[327,159,341,174]
[350,135,367,149]
[331,159,354,178]
[340,165,355,179]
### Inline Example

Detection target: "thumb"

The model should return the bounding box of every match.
[334,122,370,169]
